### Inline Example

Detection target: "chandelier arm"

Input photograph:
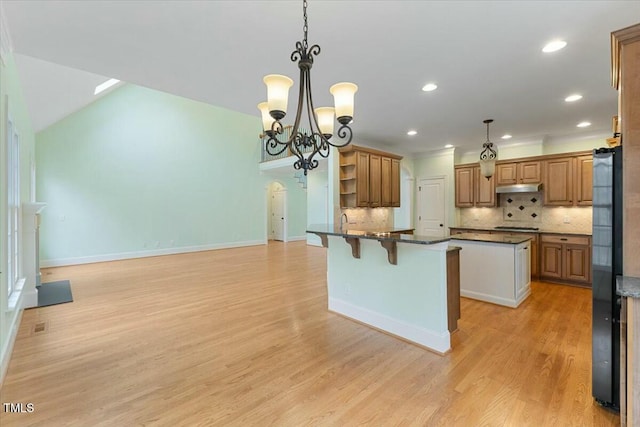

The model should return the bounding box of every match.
[265,134,291,156]
[328,124,354,147]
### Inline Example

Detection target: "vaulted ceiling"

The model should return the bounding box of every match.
[3,1,639,155]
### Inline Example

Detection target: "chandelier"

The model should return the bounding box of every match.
[479,119,498,179]
[258,0,357,175]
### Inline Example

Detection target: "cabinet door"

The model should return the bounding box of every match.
[381,157,392,207]
[515,243,531,300]
[565,244,591,283]
[455,167,474,207]
[474,167,496,207]
[391,159,401,207]
[576,155,593,206]
[369,154,382,208]
[519,161,542,183]
[544,158,574,206]
[496,163,518,185]
[540,242,563,279]
[356,151,370,207]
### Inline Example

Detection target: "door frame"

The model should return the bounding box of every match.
[416,175,448,236]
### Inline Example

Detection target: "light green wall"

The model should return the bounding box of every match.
[412,148,456,232]
[36,84,306,264]
[457,137,606,164]
[0,51,36,380]
[306,169,328,245]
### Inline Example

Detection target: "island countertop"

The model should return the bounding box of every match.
[451,232,532,245]
[306,224,449,245]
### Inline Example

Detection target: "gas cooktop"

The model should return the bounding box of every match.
[494,226,539,231]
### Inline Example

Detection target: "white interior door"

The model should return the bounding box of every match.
[272,190,285,241]
[417,177,446,236]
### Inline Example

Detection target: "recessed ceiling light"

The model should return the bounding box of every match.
[94,78,120,95]
[422,83,438,92]
[444,144,453,148]
[501,134,512,140]
[542,40,567,53]
[407,130,417,136]
[565,94,583,102]
[577,121,591,128]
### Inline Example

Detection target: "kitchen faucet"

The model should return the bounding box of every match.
[340,213,348,230]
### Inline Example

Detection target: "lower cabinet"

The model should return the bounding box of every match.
[540,234,591,286]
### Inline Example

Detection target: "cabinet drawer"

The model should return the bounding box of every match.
[541,234,590,246]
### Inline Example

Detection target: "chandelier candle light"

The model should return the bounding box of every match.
[258,0,358,175]
[479,119,498,180]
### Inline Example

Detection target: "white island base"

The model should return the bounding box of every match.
[453,237,531,308]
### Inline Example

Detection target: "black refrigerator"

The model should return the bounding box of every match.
[592,146,623,410]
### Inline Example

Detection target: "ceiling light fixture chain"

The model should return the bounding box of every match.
[258,0,357,175]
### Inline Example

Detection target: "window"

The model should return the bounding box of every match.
[6,118,20,298]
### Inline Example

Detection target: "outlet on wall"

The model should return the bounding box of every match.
[563,216,570,224]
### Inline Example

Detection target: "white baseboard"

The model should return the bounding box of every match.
[460,289,529,308]
[1,301,24,387]
[287,235,307,242]
[328,297,450,354]
[41,239,267,268]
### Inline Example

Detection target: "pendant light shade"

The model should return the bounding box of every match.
[264,74,294,119]
[479,119,498,180]
[330,82,358,123]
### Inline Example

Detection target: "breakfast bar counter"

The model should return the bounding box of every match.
[307,224,454,354]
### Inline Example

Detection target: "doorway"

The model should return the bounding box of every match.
[417,177,446,236]
[268,182,287,242]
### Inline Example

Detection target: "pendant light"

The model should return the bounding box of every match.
[479,119,498,180]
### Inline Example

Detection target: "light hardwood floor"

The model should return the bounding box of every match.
[0,241,619,426]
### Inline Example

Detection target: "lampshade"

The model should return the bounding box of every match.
[330,82,358,120]
[479,158,496,179]
[315,107,335,136]
[264,74,294,116]
[257,102,274,133]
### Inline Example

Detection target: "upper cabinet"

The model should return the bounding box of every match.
[576,155,593,206]
[455,150,593,209]
[544,157,574,206]
[496,161,541,185]
[454,165,496,207]
[339,145,402,208]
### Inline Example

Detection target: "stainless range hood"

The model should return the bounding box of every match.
[496,183,543,193]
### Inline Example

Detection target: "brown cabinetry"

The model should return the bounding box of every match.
[496,161,541,185]
[339,145,402,208]
[540,234,591,285]
[391,159,401,207]
[454,166,496,207]
[576,155,593,206]
[544,157,574,206]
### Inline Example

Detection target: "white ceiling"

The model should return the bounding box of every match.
[2,1,639,156]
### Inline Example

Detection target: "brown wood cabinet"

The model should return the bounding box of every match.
[455,166,496,207]
[496,161,541,185]
[455,167,475,207]
[576,155,593,206]
[540,234,591,285]
[369,154,382,208]
[544,157,574,206]
[391,159,401,207]
[339,145,402,208]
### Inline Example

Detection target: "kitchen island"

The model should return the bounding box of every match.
[451,233,532,308]
[307,224,454,354]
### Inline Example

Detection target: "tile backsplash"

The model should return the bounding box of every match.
[341,208,394,229]
[459,192,592,233]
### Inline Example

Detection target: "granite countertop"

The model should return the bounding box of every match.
[450,232,532,245]
[449,225,592,236]
[617,276,640,298]
[306,224,449,246]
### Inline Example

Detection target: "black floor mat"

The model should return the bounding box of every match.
[36,280,73,307]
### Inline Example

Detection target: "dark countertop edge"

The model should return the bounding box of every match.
[449,226,592,237]
[306,228,449,246]
[617,276,640,298]
[450,233,532,245]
